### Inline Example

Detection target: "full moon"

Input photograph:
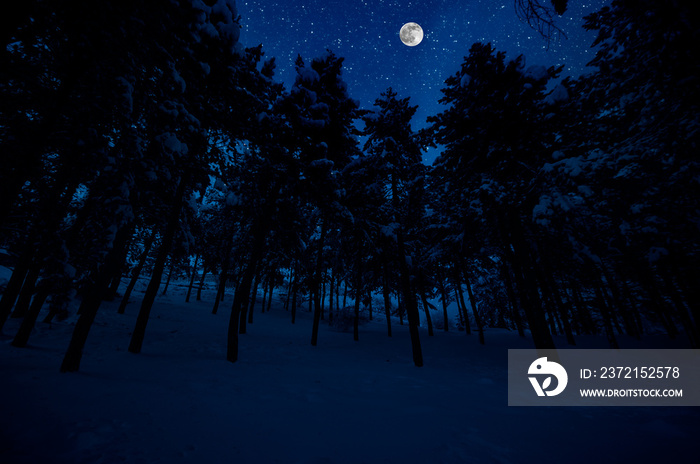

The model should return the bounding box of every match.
[399,22,423,47]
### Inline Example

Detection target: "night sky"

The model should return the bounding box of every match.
[238,1,609,163]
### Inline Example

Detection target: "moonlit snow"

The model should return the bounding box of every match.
[1,278,697,463]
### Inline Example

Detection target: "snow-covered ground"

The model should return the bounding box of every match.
[1,281,698,463]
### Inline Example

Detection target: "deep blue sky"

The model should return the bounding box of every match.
[237,1,609,163]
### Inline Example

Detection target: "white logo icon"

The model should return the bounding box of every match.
[528,357,568,397]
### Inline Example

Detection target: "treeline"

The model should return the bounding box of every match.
[0,1,697,370]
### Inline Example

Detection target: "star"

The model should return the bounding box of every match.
[238,0,609,163]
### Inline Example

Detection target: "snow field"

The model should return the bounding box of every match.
[1,281,698,463]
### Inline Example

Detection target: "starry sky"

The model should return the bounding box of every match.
[237,0,609,163]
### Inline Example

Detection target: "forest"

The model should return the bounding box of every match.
[0,0,698,373]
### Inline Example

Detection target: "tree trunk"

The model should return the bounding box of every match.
[669,255,700,337]
[418,274,434,337]
[367,288,373,321]
[659,267,697,348]
[244,271,260,328]
[42,287,69,324]
[598,276,624,337]
[320,270,326,321]
[453,267,471,335]
[502,263,525,337]
[534,260,574,345]
[436,270,449,332]
[308,285,315,313]
[229,242,266,360]
[105,228,133,301]
[547,272,575,345]
[571,284,595,335]
[227,208,271,361]
[453,286,465,328]
[500,211,555,349]
[128,176,187,354]
[600,264,638,339]
[261,277,268,314]
[266,277,273,312]
[228,260,255,362]
[118,230,156,314]
[550,299,565,336]
[311,221,327,346]
[353,254,362,342]
[0,248,32,331]
[161,257,176,296]
[284,267,293,311]
[10,261,41,319]
[11,285,50,347]
[593,282,619,349]
[61,224,132,372]
[462,267,484,344]
[291,273,298,324]
[397,230,422,367]
[620,276,644,337]
[382,261,392,337]
[1,170,79,329]
[212,270,227,314]
[638,264,678,339]
[213,240,232,314]
[328,269,335,325]
[343,281,348,308]
[335,274,340,313]
[545,304,559,336]
[185,253,200,302]
[106,273,122,301]
[565,286,582,336]
[106,274,121,300]
[510,249,555,349]
[196,267,207,301]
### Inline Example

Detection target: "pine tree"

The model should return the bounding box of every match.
[362,88,426,366]
[278,51,363,347]
[428,43,561,349]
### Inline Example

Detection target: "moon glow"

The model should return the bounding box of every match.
[399,22,423,47]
